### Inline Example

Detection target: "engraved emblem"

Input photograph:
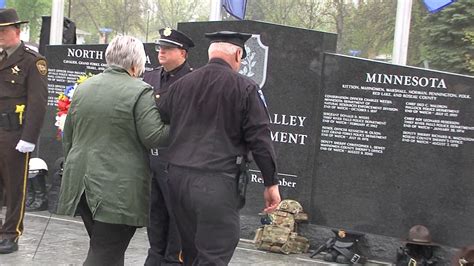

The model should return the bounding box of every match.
[36,59,48,76]
[163,28,172,37]
[239,34,269,89]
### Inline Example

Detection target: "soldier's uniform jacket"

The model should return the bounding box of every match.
[158,58,278,186]
[0,42,48,142]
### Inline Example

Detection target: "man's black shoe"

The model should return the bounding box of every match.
[0,239,18,254]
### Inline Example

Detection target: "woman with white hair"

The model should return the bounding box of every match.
[56,35,169,265]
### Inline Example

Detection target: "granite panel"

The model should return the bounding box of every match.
[313,53,474,247]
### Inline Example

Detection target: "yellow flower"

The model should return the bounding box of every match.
[76,73,93,84]
[58,93,67,101]
[15,104,25,125]
[15,104,25,114]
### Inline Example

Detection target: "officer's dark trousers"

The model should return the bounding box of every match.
[0,129,28,242]
[76,194,136,266]
[167,165,240,266]
[145,158,182,266]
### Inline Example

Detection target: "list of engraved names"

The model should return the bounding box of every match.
[320,73,473,156]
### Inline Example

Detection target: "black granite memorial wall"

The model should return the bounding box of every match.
[38,21,472,263]
[314,53,473,248]
[39,44,158,170]
[178,21,337,215]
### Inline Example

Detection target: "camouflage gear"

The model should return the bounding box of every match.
[269,210,296,231]
[277,199,303,214]
[254,200,309,255]
[260,225,291,244]
[281,233,310,254]
[294,212,308,222]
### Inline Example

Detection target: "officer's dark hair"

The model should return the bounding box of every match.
[13,24,20,29]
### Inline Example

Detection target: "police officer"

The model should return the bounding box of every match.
[158,31,281,265]
[144,27,194,266]
[0,8,48,254]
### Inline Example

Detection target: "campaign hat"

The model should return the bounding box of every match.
[456,245,474,265]
[405,225,438,246]
[0,8,28,27]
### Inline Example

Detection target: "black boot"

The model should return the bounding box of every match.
[25,179,35,210]
[0,239,18,254]
[26,174,48,211]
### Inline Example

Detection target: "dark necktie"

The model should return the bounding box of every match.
[162,71,170,83]
[0,50,7,66]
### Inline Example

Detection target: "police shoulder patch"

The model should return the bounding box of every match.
[256,88,271,120]
[257,89,268,108]
[36,59,48,76]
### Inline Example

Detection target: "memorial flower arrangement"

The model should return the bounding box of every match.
[55,73,93,138]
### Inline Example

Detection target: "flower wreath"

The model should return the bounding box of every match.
[55,73,93,138]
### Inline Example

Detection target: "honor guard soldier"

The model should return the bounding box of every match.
[158,31,281,265]
[144,27,194,266]
[0,8,48,254]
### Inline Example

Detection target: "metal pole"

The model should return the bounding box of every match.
[209,0,222,21]
[146,9,151,43]
[33,212,53,260]
[392,0,413,65]
[50,0,65,45]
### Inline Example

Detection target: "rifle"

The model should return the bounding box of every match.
[309,238,335,258]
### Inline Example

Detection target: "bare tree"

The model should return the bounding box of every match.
[69,0,208,43]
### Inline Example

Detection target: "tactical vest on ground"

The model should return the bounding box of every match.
[254,200,310,254]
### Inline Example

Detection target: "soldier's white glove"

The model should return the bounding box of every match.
[15,140,35,153]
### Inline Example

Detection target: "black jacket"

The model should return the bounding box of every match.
[143,61,193,104]
[158,58,278,186]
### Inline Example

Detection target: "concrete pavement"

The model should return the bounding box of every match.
[0,210,391,265]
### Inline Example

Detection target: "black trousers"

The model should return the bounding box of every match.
[167,165,240,266]
[76,194,137,266]
[0,129,28,242]
[145,158,182,266]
